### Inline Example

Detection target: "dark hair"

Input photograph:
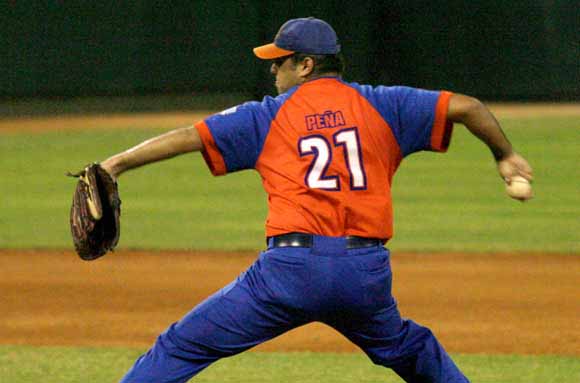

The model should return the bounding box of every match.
[291,53,345,76]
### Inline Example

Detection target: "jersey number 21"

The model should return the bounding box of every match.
[298,127,367,191]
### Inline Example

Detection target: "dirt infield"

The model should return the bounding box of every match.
[1,249,578,356]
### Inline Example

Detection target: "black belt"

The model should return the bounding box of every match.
[269,233,384,249]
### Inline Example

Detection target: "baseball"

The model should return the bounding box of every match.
[505,176,532,200]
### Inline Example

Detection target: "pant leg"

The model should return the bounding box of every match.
[335,304,468,383]
[328,249,469,383]
[120,256,306,383]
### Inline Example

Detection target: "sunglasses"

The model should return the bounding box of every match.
[272,54,294,67]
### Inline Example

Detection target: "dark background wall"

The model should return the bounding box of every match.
[2,1,578,104]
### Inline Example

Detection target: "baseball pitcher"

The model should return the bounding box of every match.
[72,17,533,383]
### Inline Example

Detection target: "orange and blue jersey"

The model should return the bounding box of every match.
[195,77,453,240]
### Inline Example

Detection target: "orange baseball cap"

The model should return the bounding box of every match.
[253,17,341,60]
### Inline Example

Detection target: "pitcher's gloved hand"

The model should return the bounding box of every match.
[67,163,121,260]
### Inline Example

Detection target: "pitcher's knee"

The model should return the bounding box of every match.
[364,322,432,363]
[156,323,184,356]
[156,322,213,360]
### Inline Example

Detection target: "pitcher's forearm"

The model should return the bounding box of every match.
[101,126,203,178]
[447,94,513,161]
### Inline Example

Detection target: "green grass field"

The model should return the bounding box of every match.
[1,116,578,252]
[0,115,578,382]
[1,346,578,383]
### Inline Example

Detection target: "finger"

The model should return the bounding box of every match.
[509,154,534,181]
[516,167,533,182]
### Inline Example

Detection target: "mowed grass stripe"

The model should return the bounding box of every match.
[0,117,578,252]
[0,346,578,383]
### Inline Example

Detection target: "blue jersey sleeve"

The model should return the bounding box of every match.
[203,96,285,173]
[376,86,449,156]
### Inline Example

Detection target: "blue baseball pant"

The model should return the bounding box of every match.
[120,236,469,382]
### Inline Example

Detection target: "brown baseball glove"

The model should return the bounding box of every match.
[67,163,121,261]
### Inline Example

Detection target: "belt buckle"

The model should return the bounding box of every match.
[272,233,312,248]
